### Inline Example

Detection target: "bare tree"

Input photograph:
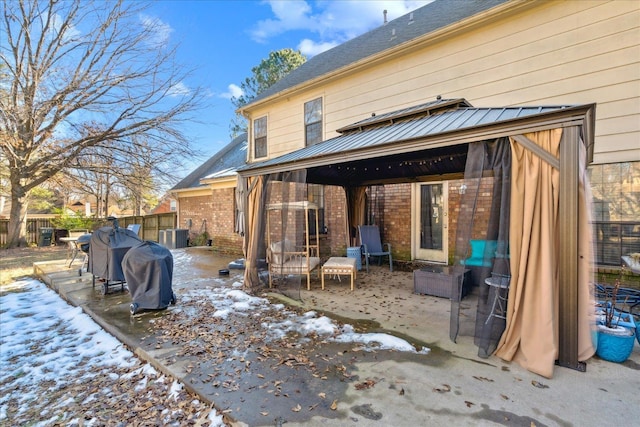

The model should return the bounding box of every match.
[0,0,204,247]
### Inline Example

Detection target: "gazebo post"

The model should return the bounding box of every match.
[557,125,586,371]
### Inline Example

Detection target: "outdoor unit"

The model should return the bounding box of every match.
[160,229,188,249]
[173,229,188,249]
[158,230,167,247]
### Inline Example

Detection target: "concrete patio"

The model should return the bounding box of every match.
[33,247,640,426]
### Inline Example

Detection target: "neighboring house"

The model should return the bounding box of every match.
[170,133,247,253]
[149,195,177,215]
[235,0,639,377]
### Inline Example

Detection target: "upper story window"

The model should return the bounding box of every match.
[254,116,267,158]
[304,97,322,146]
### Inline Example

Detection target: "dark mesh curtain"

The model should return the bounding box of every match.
[450,137,511,358]
[264,170,308,301]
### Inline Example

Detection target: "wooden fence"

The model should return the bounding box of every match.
[0,213,176,247]
[115,213,177,243]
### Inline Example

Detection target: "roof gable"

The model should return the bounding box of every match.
[248,0,509,105]
[172,133,247,190]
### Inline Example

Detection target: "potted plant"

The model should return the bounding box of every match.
[596,278,636,363]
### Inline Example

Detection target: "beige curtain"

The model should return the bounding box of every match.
[495,129,561,378]
[495,129,595,378]
[243,175,266,292]
[235,175,246,235]
[344,186,367,247]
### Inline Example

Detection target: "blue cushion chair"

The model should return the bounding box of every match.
[358,225,393,273]
[462,240,498,267]
[461,240,498,286]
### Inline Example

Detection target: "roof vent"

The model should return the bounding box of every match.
[383,10,387,25]
[437,95,442,101]
[409,12,414,25]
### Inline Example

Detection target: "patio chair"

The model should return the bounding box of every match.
[358,225,392,273]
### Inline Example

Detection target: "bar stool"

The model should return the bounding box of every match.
[485,273,510,324]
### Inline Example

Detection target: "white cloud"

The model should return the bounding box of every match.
[140,13,173,47]
[167,81,191,97]
[50,13,81,42]
[297,39,339,57]
[252,0,433,56]
[219,83,243,100]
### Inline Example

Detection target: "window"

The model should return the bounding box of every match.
[170,200,176,211]
[307,184,326,234]
[304,98,322,146]
[254,116,267,158]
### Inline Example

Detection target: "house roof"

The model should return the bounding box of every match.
[238,101,595,186]
[171,133,247,191]
[246,0,509,107]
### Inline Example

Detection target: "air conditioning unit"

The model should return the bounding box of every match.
[158,229,167,247]
[173,229,188,249]
[160,229,188,249]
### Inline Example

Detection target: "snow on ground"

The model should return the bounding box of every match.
[175,279,430,354]
[0,278,225,426]
[1,266,427,425]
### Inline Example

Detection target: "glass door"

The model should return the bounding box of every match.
[413,182,448,263]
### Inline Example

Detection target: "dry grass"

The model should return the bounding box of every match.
[1,246,68,285]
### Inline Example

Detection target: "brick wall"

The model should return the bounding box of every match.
[177,180,493,263]
[382,183,412,260]
[178,189,243,255]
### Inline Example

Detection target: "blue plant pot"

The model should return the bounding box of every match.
[636,325,640,345]
[596,327,635,363]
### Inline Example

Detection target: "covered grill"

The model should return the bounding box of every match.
[122,241,176,314]
[88,221,142,295]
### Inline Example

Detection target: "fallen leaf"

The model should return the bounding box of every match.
[318,392,326,399]
[501,394,509,400]
[399,388,405,396]
[330,400,338,410]
[355,379,376,390]
[292,404,301,412]
[531,380,549,389]
[260,411,269,416]
[472,376,494,382]
[433,384,451,393]
[465,401,474,408]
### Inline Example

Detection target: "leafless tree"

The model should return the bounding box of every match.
[0,0,204,247]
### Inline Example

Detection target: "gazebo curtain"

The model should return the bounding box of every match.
[494,129,595,378]
[451,129,595,378]
[450,137,511,357]
[242,175,267,292]
[344,185,367,247]
[242,171,308,300]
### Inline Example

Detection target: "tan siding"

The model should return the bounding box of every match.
[248,0,639,165]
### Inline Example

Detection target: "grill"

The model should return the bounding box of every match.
[88,219,142,295]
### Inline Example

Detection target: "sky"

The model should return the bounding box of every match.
[143,0,433,176]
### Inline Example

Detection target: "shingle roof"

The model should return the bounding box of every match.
[250,0,509,105]
[171,133,247,190]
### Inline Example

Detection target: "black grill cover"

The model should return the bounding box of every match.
[88,226,143,281]
[122,241,174,310]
